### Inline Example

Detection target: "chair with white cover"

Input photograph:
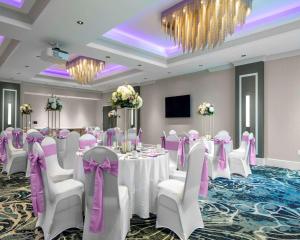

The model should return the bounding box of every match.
[156,141,205,240]
[3,128,27,175]
[79,134,97,150]
[27,129,39,134]
[62,131,80,169]
[82,146,130,240]
[169,129,177,135]
[41,137,74,182]
[31,142,84,240]
[209,132,232,180]
[24,131,45,177]
[229,131,252,177]
[164,133,180,173]
[104,128,116,147]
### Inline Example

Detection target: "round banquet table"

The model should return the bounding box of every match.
[74,148,169,219]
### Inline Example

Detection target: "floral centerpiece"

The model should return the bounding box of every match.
[45,95,63,111]
[111,85,143,109]
[198,102,215,116]
[20,104,33,115]
[108,109,118,118]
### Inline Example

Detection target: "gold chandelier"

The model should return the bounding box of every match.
[161,0,252,53]
[66,56,105,84]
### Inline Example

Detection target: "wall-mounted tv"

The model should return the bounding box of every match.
[165,95,190,118]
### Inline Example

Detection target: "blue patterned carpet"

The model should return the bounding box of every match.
[0,166,299,239]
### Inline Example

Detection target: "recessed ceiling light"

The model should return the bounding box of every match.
[138,64,143,67]
[76,20,84,25]
[36,55,40,58]
[25,65,30,68]
[199,64,203,67]
[241,54,247,58]
[144,77,147,80]
[105,56,110,59]
[16,72,21,75]
[168,72,171,74]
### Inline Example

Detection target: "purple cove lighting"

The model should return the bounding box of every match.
[40,64,129,81]
[236,5,300,33]
[0,35,4,45]
[0,0,24,8]
[103,2,300,57]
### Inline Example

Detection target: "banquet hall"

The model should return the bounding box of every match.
[0,0,300,239]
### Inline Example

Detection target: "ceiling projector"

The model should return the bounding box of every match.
[40,47,69,65]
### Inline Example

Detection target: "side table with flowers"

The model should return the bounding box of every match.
[46,95,63,135]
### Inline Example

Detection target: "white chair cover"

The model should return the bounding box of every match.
[2,129,27,175]
[165,134,180,173]
[79,134,97,150]
[229,132,252,177]
[169,129,177,135]
[156,141,205,240]
[27,129,39,134]
[82,146,130,240]
[32,142,84,240]
[41,137,74,182]
[63,131,80,169]
[209,131,231,180]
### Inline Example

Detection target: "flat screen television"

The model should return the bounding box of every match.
[165,95,190,118]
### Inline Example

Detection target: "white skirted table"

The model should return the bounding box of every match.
[74,148,169,219]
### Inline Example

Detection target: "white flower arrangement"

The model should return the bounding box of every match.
[198,102,215,116]
[111,84,143,109]
[20,104,33,115]
[108,109,118,118]
[46,95,63,111]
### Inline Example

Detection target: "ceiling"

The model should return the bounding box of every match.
[0,0,300,92]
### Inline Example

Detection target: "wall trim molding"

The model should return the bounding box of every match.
[256,158,300,171]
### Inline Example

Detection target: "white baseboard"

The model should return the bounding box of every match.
[257,158,300,171]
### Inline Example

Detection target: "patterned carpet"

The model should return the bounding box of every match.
[0,166,300,240]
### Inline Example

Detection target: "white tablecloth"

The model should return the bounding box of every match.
[74,150,169,219]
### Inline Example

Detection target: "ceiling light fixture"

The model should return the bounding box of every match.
[76,20,84,25]
[105,56,111,59]
[66,56,105,85]
[161,0,252,53]
[241,54,247,57]
[137,64,142,67]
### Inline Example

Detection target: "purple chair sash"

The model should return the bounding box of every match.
[57,130,70,139]
[0,136,8,163]
[164,140,179,151]
[241,135,249,142]
[29,152,46,216]
[26,135,44,145]
[249,137,256,165]
[106,131,115,147]
[177,137,189,167]
[214,138,231,170]
[199,148,209,197]
[160,136,166,148]
[12,130,23,149]
[83,158,118,233]
[80,139,96,149]
[42,144,57,157]
[40,128,49,136]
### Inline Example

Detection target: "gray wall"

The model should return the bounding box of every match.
[140,68,235,144]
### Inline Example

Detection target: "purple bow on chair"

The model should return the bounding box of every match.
[199,148,209,197]
[83,158,118,233]
[0,136,8,163]
[249,137,256,166]
[177,137,189,167]
[29,152,46,216]
[26,135,44,145]
[106,131,114,147]
[12,130,23,149]
[214,138,231,170]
